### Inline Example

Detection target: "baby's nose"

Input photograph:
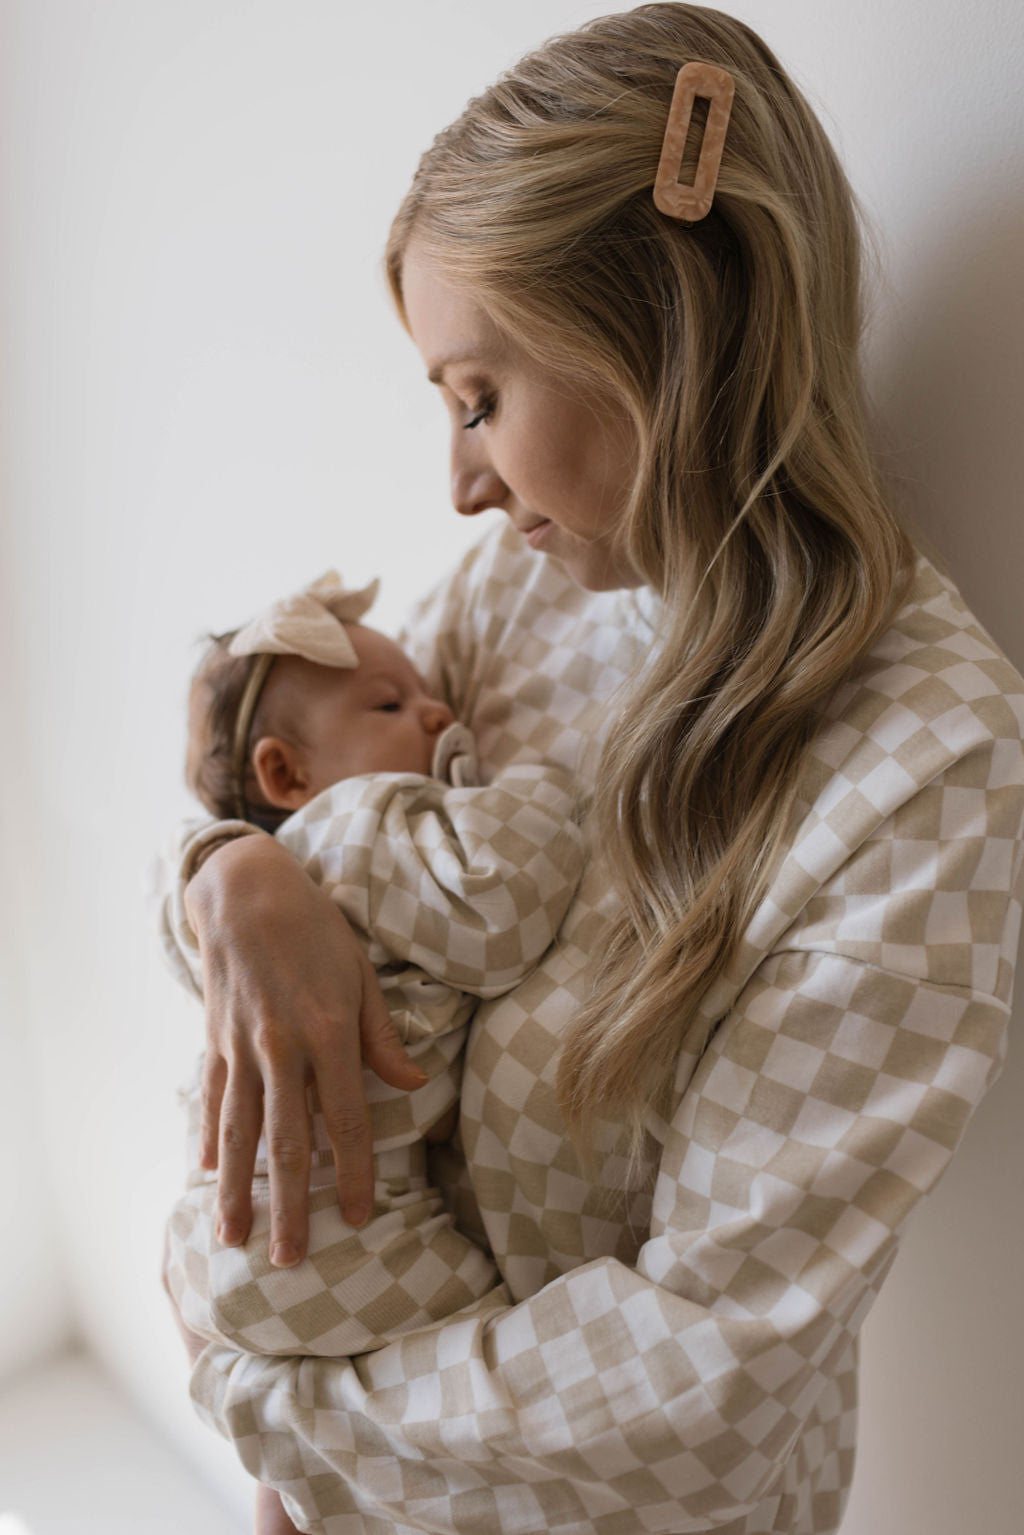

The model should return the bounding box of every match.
[423,698,455,734]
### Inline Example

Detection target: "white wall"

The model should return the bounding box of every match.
[0,576,74,1379]
[1,1,1020,1528]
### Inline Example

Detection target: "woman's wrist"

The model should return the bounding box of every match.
[187,830,251,880]
[184,830,291,934]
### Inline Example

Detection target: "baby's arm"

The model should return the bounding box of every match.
[156,763,582,1009]
[156,760,583,1019]
[273,761,586,998]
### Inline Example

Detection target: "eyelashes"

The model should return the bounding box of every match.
[463,397,495,430]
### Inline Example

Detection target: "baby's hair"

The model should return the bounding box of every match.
[186,634,289,832]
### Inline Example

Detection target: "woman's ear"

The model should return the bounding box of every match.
[251,736,310,811]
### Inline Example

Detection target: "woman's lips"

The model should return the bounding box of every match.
[524,520,553,549]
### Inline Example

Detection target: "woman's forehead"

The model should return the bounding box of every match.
[401,246,505,380]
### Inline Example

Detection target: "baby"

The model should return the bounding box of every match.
[160,570,584,1366]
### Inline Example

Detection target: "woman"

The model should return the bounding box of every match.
[164,7,1024,1533]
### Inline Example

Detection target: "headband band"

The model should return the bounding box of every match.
[226,569,380,822]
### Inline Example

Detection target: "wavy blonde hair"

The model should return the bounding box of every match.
[386,3,915,1150]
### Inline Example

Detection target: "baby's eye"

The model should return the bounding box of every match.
[375,699,402,713]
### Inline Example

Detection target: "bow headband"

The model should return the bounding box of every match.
[227,570,379,819]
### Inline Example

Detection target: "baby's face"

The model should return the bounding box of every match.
[262,625,454,798]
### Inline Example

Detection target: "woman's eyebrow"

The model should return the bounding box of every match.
[427,352,489,385]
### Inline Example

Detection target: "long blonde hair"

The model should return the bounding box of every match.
[387,3,915,1149]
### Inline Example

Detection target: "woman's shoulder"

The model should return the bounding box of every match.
[720,552,1024,1008]
[810,550,1024,793]
[878,549,1022,714]
[752,549,1024,938]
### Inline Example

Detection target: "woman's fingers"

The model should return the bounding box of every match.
[358,952,428,1093]
[185,839,417,1261]
[316,1009,376,1230]
[198,1052,227,1171]
[263,1066,313,1266]
[216,1062,264,1247]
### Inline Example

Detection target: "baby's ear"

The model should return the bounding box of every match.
[251,737,310,810]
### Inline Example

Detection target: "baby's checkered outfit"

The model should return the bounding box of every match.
[161,759,584,1358]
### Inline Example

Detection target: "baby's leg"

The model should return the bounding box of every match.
[255,1484,302,1535]
[168,1149,498,1357]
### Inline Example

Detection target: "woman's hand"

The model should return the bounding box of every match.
[185,834,426,1266]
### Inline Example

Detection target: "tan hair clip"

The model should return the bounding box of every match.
[653,62,735,222]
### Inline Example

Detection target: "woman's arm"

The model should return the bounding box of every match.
[180,735,1024,1533]
[182,834,427,1263]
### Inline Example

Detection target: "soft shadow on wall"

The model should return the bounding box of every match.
[870,197,1024,668]
[844,190,1024,1535]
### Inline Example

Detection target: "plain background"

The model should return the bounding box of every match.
[1,1,1021,1529]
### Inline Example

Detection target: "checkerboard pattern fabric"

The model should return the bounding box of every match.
[163,525,1024,1535]
[160,759,584,1358]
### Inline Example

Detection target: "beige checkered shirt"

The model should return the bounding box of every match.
[164,525,1024,1535]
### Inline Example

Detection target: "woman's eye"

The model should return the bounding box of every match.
[463,398,495,431]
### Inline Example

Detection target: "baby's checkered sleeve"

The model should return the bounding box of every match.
[275,764,586,998]
[184,736,1024,1534]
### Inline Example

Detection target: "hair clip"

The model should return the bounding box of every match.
[653,62,735,223]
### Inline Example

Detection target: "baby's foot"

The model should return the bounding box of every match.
[254,1483,303,1535]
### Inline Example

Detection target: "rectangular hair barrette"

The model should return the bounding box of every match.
[653,62,735,223]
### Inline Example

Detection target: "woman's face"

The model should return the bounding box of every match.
[401,246,642,592]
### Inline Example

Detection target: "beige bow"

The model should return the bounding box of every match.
[228,570,380,668]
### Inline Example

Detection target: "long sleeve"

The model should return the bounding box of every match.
[273,763,585,999]
[183,725,1024,1535]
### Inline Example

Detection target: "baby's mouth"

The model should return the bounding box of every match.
[522,520,553,549]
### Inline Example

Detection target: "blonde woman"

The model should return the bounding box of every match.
[162,7,1024,1534]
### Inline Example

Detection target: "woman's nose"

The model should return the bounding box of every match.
[450,438,507,518]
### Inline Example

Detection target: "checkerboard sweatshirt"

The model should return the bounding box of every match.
[158,522,1024,1535]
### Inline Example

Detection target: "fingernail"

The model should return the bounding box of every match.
[344,1203,369,1229]
[271,1242,299,1267]
[218,1221,244,1246]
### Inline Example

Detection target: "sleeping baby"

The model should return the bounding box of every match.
[159,571,584,1363]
